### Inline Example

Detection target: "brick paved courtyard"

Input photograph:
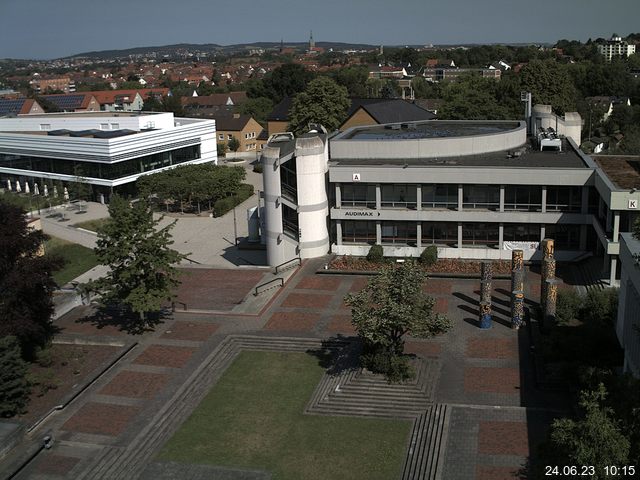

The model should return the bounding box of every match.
[7,260,571,480]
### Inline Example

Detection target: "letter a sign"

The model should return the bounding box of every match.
[352,173,361,182]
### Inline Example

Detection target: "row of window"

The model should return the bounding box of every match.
[340,184,584,212]
[0,145,200,180]
[341,221,581,250]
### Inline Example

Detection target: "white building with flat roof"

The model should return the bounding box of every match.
[0,111,216,200]
[598,35,636,62]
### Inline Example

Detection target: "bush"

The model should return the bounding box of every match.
[583,288,618,325]
[217,142,227,157]
[419,245,438,266]
[366,244,384,263]
[253,162,263,173]
[361,351,413,383]
[212,183,255,218]
[556,289,583,325]
[0,336,30,417]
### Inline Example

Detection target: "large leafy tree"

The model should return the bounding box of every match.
[84,196,185,323]
[288,76,350,134]
[0,201,61,358]
[439,75,515,120]
[344,261,452,380]
[0,336,30,417]
[540,384,630,478]
[260,64,316,103]
[519,59,577,114]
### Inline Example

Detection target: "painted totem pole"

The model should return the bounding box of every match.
[479,261,493,329]
[511,249,525,329]
[540,239,558,325]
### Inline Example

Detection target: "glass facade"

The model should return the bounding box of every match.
[503,224,541,242]
[0,145,200,181]
[422,184,458,209]
[463,185,500,210]
[462,222,499,247]
[381,221,417,245]
[504,185,542,211]
[280,158,297,202]
[342,220,376,244]
[422,222,458,246]
[341,183,376,208]
[546,186,582,212]
[545,224,581,250]
[282,204,299,239]
[381,184,417,208]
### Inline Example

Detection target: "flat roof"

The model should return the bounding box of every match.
[593,155,640,189]
[330,138,588,169]
[343,121,520,140]
[12,111,157,119]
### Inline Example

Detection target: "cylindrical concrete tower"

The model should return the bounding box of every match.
[295,135,330,260]
[262,142,286,266]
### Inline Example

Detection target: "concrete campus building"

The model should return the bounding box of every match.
[0,111,217,201]
[597,35,636,62]
[261,105,640,288]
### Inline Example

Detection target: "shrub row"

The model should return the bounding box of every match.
[212,183,255,218]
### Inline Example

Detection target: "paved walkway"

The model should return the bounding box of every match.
[2,258,572,480]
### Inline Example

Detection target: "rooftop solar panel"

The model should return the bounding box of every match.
[0,99,26,116]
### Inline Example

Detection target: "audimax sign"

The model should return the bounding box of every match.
[343,211,381,217]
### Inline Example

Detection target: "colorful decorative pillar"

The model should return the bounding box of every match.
[479,301,492,329]
[511,290,525,329]
[545,278,559,324]
[540,238,555,313]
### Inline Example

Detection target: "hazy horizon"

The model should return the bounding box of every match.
[1,0,639,60]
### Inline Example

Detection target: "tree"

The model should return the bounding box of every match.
[236,97,273,125]
[0,336,30,417]
[261,63,316,103]
[344,261,452,380]
[519,59,577,114]
[541,384,630,477]
[332,66,369,97]
[68,164,92,203]
[439,75,514,120]
[84,196,186,324]
[227,136,241,152]
[0,202,61,358]
[288,76,350,134]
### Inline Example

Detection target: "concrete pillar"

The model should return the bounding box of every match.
[335,183,341,208]
[376,221,381,245]
[416,222,422,249]
[498,223,504,250]
[540,225,546,242]
[457,223,463,249]
[610,256,618,286]
[613,211,621,242]
[336,220,342,246]
[376,184,381,210]
[416,184,422,211]
[458,184,464,211]
[499,185,505,212]
[541,185,547,213]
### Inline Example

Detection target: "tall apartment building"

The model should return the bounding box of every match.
[598,35,636,62]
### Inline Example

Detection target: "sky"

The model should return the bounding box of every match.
[1,0,639,59]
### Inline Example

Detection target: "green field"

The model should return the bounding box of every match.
[45,236,99,286]
[73,217,110,232]
[159,351,411,480]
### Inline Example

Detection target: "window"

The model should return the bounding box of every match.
[462,223,499,247]
[39,124,51,131]
[545,224,581,250]
[282,204,298,239]
[422,222,458,246]
[381,184,416,208]
[504,185,542,211]
[227,134,232,140]
[503,224,540,242]
[100,123,109,130]
[110,123,119,130]
[341,184,376,208]
[342,221,376,244]
[280,158,297,202]
[218,134,224,140]
[422,184,457,209]
[381,221,417,245]
[546,186,581,212]
[463,185,499,210]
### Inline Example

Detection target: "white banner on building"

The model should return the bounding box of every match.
[503,241,540,251]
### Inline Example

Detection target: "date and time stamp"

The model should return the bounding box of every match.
[545,465,637,477]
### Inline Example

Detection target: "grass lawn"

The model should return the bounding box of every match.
[159,351,411,480]
[73,217,110,232]
[45,236,99,286]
